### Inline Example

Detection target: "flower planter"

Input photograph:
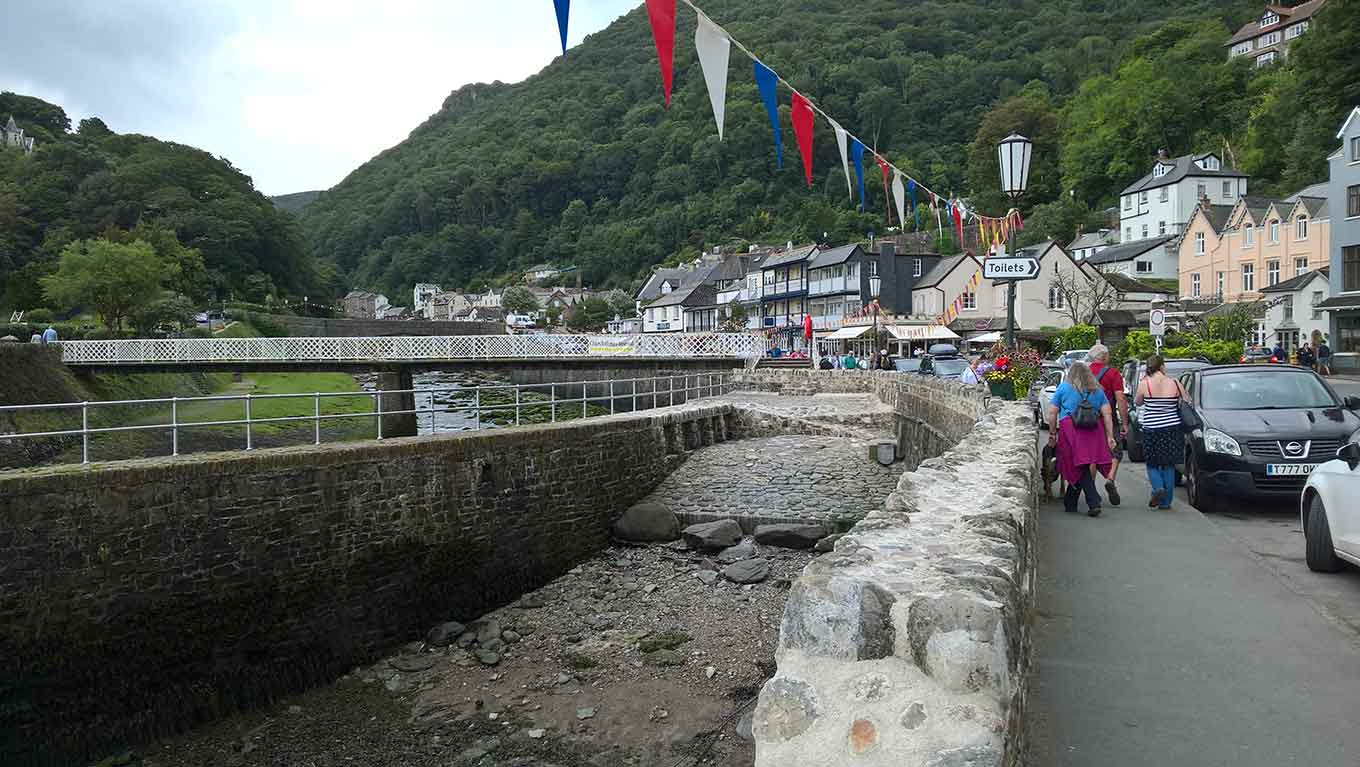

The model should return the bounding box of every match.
[988,379,1016,400]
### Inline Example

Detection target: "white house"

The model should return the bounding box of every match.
[1261,267,1331,352]
[525,264,561,283]
[1119,151,1248,244]
[1083,234,1180,281]
[1068,229,1116,261]
[642,283,718,333]
[413,283,442,317]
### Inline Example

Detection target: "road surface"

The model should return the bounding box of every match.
[1027,434,1360,766]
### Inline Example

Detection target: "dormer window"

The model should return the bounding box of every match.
[1198,155,1219,170]
[1153,164,1170,178]
[1261,11,1279,27]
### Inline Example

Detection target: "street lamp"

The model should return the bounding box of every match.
[997,133,1032,348]
[869,274,882,360]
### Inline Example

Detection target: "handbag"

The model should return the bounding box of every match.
[1072,390,1100,429]
[1176,381,1201,429]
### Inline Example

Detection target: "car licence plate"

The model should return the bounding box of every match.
[1265,463,1319,476]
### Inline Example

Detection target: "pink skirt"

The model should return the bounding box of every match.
[1056,416,1112,485]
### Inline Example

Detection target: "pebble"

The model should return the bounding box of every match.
[694,571,719,586]
[528,728,546,739]
[556,673,572,685]
[576,707,597,720]
[476,649,501,666]
[704,666,717,679]
[287,705,303,714]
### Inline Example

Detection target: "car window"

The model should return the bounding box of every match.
[1200,371,1337,410]
[1180,374,1195,400]
[933,359,968,377]
[895,358,922,372]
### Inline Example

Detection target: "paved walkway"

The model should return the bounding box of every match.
[640,434,903,531]
[1028,457,1360,766]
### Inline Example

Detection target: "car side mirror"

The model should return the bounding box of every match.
[1344,396,1360,411]
[1339,442,1360,470]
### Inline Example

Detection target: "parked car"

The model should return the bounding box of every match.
[1302,441,1360,572]
[1054,349,1088,369]
[1180,365,1360,513]
[930,357,971,380]
[1028,363,1064,428]
[1240,346,1274,364]
[894,357,923,373]
[917,344,962,377]
[1121,357,1213,463]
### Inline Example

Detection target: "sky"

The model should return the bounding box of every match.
[1,0,639,196]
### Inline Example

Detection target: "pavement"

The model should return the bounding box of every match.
[1027,445,1360,766]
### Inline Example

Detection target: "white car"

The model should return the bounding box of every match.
[1302,441,1360,572]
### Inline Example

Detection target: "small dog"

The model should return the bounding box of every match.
[1041,443,1068,499]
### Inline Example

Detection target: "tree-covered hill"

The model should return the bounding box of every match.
[270,190,322,214]
[300,0,1290,296]
[0,92,328,310]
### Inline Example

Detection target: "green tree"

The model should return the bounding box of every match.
[42,239,163,330]
[966,84,1062,215]
[501,285,540,315]
[605,288,634,318]
[129,293,196,334]
[721,301,749,332]
[565,297,613,331]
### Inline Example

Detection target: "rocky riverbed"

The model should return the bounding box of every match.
[132,538,816,767]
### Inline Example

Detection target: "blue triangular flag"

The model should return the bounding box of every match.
[907,179,919,228]
[553,0,570,54]
[753,61,782,168]
[851,139,866,212]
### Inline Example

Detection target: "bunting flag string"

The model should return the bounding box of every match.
[693,10,731,139]
[831,119,852,200]
[891,171,907,233]
[790,92,815,188]
[877,156,892,226]
[553,0,570,54]
[851,139,867,212]
[753,61,782,168]
[932,270,982,327]
[644,0,678,106]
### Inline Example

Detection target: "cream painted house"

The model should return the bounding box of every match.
[912,254,992,323]
[1008,241,1099,331]
[1180,189,1331,302]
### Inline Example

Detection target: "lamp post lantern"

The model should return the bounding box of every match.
[997,133,1032,348]
[869,274,882,360]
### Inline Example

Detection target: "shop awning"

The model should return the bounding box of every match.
[823,325,873,340]
[885,324,960,341]
[967,331,1003,344]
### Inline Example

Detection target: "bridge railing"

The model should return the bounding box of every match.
[58,333,768,364]
[0,373,737,467]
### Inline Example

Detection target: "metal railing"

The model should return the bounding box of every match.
[1,373,737,466]
[58,333,768,365]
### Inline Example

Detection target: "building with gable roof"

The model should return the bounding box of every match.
[1226,1,1327,67]
[1183,188,1331,302]
[1118,150,1249,244]
[2,116,36,155]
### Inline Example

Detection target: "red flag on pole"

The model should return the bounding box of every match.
[803,311,813,340]
[790,91,815,188]
[645,0,678,106]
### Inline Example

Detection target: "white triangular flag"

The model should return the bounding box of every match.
[829,118,852,199]
[694,10,731,140]
[892,171,907,231]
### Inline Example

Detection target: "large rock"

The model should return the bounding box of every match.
[426,620,466,647]
[717,540,758,564]
[753,523,828,550]
[613,501,681,542]
[722,557,771,584]
[682,519,743,550]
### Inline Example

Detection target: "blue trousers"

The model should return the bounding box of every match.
[1147,464,1175,508]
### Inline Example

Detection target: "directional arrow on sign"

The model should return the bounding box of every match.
[983,257,1041,281]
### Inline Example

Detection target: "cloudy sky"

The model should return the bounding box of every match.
[2,0,639,195]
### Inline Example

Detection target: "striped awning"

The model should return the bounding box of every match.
[823,325,874,340]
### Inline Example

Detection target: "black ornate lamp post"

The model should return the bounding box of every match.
[869,274,882,359]
[997,133,1032,348]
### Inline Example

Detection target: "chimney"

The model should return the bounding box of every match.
[786,240,793,250]
[1200,194,1211,213]
[1157,148,1170,161]
[880,242,895,259]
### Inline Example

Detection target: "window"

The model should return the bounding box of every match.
[1257,51,1277,67]
[1242,263,1255,292]
[1048,285,1065,310]
[1261,11,1279,27]
[1136,260,1154,274]
[1231,41,1252,56]
[1159,187,1169,202]
[1285,23,1305,40]
[1349,185,1360,218]
[1154,165,1168,178]
[1141,224,1148,238]
[1125,226,1132,241]
[1346,245,1360,292]
[1312,290,1324,320]
[1123,196,1132,210]
[994,286,1006,310]
[1341,315,1360,354]
[1269,220,1280,243]
[1244,223,1255,246]
[1351,136,1360,162]
[1296,256,1309,275]
[1195,231,1205,255]
[1267,260,1280,286]
[1259,30,1281,46]
[1217,271,1225,297]
[1159,221,1167,235]
[1296,216,1308,240]
[1192,272,1201,297]
[1197,183,1207,200]
[961,288,976,310]
[913,258,922,277]
[1283,295,1293,322]
[1222,181,1232,198]
[1139,191,1148,206]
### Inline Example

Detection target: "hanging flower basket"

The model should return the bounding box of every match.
[988,379,1016,400]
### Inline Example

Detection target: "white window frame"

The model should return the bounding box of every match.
[1048,285,1065,310]
[1295,256,1309,276]
[1269,220,1280,243]
[1257,51,1277,67]
[961,288,976,311]
[1261,11,1279,27]
[1192,272,1201,298]
[1125,226,1132,242]
[1141,224,1148,239]
[1123,195,1132,210]
[1136,260,1154,274]
[1197,183,1207,199]
[1242,263,1255,292]
[1351,136,1360,163]
[1285,23,1303,40]
[1195,231,1205,255]
[1260,30,1281,46]
[1222,181,1232,198]
[1267,260,1280,286]
[913,259,922,277]
[1159,187,1169,202]
[1160,221,1167,236]
[1244,223,1255,247]
[1296,216,1308,240]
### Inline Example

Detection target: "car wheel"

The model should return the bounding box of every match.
[1186,449,1217,513]
[1304,492,1345,573]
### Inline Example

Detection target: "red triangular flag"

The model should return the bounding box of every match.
[790,91,815,188]
[645,0,677,106]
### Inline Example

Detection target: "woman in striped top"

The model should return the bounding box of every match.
[1134,355,1190,509]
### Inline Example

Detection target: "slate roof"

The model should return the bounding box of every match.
[1292,196,1329,219]
[1101,272,1177,295]
[1068,230,1116,251]
[636,262,718,302]
[1260,267,1329,294]
[708,254,760,282]
[1225,0,1326,45]
[914,255,973,289]
[1120,154,1247,195]
[808,244,863,270]
[1285,181,1329,201]
[760,244,819,270]
[1085,235,1177,265]
[1095,309,1138,327]
[1316,294,1360,311]
[1201,204,1236,233]
[647,282,717,310]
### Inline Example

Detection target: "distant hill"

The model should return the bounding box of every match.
[271,190,322,214]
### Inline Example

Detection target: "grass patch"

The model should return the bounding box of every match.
[174,372,373,436]
[213,321,261,338]
[561,651,598,670]
[638,630,691,653]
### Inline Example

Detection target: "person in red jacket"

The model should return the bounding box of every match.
[1087,344,1129,507]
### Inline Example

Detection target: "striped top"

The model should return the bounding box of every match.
[1141,395,1181,430]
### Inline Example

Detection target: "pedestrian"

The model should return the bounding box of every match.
[1133,354,1189,510]
[818,355,834,370]
[877,348,893,371]
[1271,342,1286,364]
[960,356,983,385]
[1046,361,1117,517]
[1298,342,1315,370]
[30,330,42,344]
[842,349,857,370]
[41,325,58,344]
[1087,344,1127,506]
[1318,337,1332,376]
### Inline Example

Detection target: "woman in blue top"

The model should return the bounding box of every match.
[1046,361,1118,516]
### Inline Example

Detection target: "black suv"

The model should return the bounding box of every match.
[1180,365,1360,512]
[918,344,968,379]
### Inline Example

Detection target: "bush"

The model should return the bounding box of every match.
[1053,324,1097,354]
[243,312,288,337]
[181,327,212,338]
[24,308,55,324]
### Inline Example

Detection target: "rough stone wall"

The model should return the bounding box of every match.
[738,372,1039,767]
[0,404,736,766]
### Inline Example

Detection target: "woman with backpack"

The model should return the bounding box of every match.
[1133,354,1190,510]
[1046,360,1117,517]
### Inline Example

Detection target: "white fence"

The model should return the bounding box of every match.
[59,334,768,365]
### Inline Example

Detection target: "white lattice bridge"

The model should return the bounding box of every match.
[59,334,767,366]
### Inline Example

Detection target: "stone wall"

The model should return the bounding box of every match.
[252,313,505,337]
[735,372,1039,767]
[0,404,738,766]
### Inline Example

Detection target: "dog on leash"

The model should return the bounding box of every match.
[1041,442,1068,499]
